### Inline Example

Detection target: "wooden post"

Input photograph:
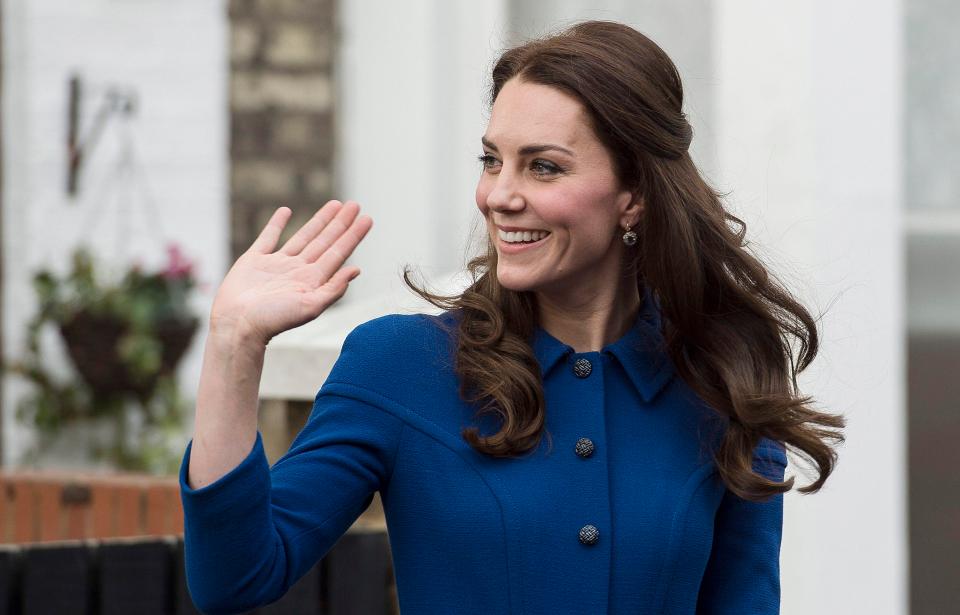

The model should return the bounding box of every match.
[0,545,22,615]
[260,398,291,465]
[21,542,94,615]
[98,538,174,615]
[324,528,394,615]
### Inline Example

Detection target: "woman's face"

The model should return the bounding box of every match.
[475,78,639,297]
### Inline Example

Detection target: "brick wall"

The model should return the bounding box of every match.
[228,0,337,261]
[0,456,385,546]
[0,471,183,544]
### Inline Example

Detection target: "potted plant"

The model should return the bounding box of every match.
[6,243,200,474]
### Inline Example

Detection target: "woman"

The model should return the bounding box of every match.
[181,20,844,614]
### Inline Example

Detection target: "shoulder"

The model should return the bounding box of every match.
[327,310,460,387]
[340,311,458,357]
[320,311,465,421]
[345,310,457,342]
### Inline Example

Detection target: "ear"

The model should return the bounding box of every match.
[620,193,644,229]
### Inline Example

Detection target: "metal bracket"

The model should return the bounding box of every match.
[66,74,138,196]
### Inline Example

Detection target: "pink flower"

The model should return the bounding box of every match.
[162,243,194,281]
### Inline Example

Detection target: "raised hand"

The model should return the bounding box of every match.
[209,200,373,346]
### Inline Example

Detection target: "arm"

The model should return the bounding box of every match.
[185,320,264,492]
[696,438,788,615]
[179,324,404,614]
[187,202,370,492]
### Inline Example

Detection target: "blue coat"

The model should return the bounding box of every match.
[179,287,787,614]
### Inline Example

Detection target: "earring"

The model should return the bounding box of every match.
[622,224,638,246]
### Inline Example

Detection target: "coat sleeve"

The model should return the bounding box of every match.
[178,323,406,615]
[695,438,788,615]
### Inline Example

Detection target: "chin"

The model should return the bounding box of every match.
[495,269,541,293]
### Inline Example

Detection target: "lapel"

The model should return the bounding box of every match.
[531,284,676,404]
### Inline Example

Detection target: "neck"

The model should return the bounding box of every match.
[535,275,642,353]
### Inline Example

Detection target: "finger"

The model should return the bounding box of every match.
[312,214,373,282]
[314,270,358,313]
[320,266,361,295]
[250,206,293,254]
[300,201,362,263]
[310,266,360,310]
[279,200,343,256]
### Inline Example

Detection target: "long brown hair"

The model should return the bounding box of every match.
[404,20,844,501]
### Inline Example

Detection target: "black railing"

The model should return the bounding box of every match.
[0,528,396,615]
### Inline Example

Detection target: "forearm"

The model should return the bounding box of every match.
[178,318,407,613]
[187,317,267,489]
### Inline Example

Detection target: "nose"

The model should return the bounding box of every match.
[483,170,525,213]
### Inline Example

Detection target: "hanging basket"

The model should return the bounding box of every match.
[58,309,198,401]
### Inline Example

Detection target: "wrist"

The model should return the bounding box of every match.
[208,313,269,350]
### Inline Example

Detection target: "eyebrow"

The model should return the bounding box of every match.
[481,136,575,157]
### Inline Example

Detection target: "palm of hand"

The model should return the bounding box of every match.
[210,201,373,345]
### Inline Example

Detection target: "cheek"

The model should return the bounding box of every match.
[540,197,583,230]
[553,194,614,244]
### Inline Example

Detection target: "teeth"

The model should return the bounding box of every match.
[498,229,550,243]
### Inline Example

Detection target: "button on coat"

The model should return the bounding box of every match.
[573,357,593,378]
[579,524,600,545]
[575,437,595,458]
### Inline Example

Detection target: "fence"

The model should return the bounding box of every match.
[0,471,397,614]
[0,530,395,615]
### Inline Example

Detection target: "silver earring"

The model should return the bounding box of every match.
[622,225,637,246]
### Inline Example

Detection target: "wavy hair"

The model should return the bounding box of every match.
[403,20,844,501]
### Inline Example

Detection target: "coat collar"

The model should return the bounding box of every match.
[531,284,676,404]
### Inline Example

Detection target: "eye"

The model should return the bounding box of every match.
[531,159,562,176]
[478,154,500,171]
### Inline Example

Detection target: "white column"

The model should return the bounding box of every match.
[714,2,905,613]
[336,0,509,304]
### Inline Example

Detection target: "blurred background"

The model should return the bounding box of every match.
[0,0,954,614]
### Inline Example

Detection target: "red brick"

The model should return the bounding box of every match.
[37,481,62,542]
[12,477,36,543]
[0,471,184,543]
[61,479,92,540]
[114,483,143,537]
[0,477,10,543]
[169,489,184,534]
[145,483,168,535]
[91,482,115,538]
[65,503,88,540]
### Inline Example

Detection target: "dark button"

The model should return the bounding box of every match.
[573,358,593,378]
[579,524,600,546]
[575,437,594,458]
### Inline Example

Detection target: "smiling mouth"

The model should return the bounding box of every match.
[497,229,551,244]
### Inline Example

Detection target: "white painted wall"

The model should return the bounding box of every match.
[1,0,229,466]
[714,1,905,613]
[335,0,509,303]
